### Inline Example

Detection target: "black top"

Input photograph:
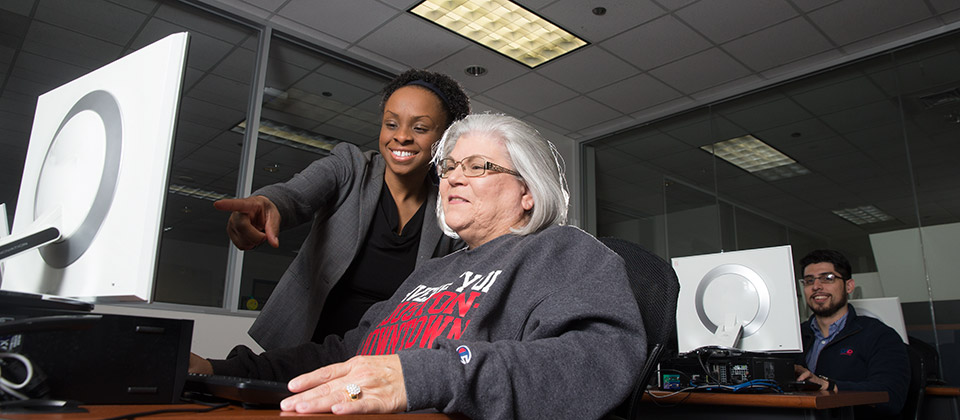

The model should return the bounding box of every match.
[312,183,425,341]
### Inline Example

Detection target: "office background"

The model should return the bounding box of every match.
[1,0,958,382]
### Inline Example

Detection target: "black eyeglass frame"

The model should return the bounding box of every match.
[799,273,847,286]
[437,155,521,179]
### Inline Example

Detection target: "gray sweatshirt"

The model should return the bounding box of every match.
[211,225,646,419]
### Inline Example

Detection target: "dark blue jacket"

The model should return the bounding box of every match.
[800,305,909,416]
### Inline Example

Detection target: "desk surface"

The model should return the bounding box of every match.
[926,386,960,397]
[0,404,465,419]
[642,390,888,410]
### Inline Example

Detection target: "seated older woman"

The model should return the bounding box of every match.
[192,114,646,419]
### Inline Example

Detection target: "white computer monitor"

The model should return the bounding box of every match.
[0,32,189,302]
[849,297,909,344]
[673,245,803,353]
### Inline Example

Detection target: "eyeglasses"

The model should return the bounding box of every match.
[800,273,845,286]
[437,155,521,179]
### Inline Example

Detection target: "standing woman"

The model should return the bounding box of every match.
[214,70,470,350]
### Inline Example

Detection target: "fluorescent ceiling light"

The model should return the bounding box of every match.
[410,0,588,68]
[702,135,810,181]
[168,184,232,202]
[832,206,895,225]
[232,118,338,156]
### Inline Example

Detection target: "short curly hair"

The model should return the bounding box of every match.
[380,69,470,129]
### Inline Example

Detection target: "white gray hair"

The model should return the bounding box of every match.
[431,113,569,238]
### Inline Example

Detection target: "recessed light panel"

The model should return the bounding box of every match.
[410,0,588,68]
[832,206,895,225]
[232,119,337,156]
[702,135,810,181]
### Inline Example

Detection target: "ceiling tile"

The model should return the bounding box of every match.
[723,17,834,72]
[588,73,683,114]
[36,0,147,45]
[577,115,642,138]
[540,0,667,43]
[808,0,933,46]
[689,74,764,102]
[135,19,235,71]
[237,0,287,12]
[790,0,839,12]
[156,2,253,44]
[650,48,752,94]
[23,22,124,69]
[600,15,712,71]
[676,0,797,44]
[538,46,638,93]
[534,96,620,132]
[655,0,701,11]
[790,76,889,114]
[819,101,901,133]
[278,0,397,44]
[721,96,816,132]
[423,45,526,93]
[483,72,578,114]
[357,13,470,69]
[471,94,527,118]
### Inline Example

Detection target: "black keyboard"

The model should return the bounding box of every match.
[183,373,293,406]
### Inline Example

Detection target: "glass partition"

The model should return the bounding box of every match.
[585,29,960,385]
[235,35,391,311]
[149,2,260,307]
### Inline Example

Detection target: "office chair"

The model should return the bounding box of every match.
[901,343,927,420]
[599,237,680,420]
[908,336,945,386]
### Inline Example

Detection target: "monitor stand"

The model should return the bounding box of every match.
[712,313,743,349]
[0,207,61,264]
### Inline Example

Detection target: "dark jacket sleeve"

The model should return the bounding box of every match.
[253,142,365,230]
[211,303,382,381]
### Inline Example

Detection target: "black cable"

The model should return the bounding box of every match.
[97,400,229,420]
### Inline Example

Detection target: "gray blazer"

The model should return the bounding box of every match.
[248,143,463,351]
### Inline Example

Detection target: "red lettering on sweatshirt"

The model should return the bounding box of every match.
[358,291,481,355]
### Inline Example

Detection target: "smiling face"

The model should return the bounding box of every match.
[379,85,447,182]
[439,133,533,248]
[803,262,855,319]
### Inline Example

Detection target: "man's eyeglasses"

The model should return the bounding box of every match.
[800,273,845,286]
[438,155,521,179]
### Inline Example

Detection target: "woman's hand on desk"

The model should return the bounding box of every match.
[794,364,831,391]
[214,196,281,249]
[189,353,213,375]
[281,354,407,414]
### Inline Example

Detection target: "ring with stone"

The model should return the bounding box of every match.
[346,383,361,401]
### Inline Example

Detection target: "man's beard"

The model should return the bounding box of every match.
[808,292,848,318]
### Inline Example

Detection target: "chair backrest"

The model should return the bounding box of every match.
[599,237,680,420]
[901,343,927,420]
[907,336,944,385]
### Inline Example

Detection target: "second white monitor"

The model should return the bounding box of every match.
[849,297,909,344]
[673,245,802,353]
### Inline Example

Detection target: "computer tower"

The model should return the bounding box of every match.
[0,296,193,404]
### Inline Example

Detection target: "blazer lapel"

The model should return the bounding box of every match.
[416,183,443,268]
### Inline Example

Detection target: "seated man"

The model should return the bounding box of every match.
[794,249,909,417]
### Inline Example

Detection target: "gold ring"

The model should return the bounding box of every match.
[346,383,361,401]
